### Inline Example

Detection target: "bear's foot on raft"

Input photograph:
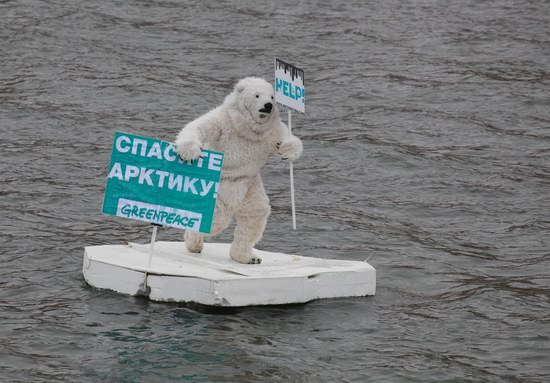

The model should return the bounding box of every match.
[184,230,204,253]
[230,243,262,265]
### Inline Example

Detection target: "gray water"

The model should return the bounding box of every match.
[1,0,549,381]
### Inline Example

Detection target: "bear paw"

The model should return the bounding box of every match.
[247,256,262,265]
[230,245,262,265]
[176,140,202,161]
[277,138,303,161]
[184,230,203,253]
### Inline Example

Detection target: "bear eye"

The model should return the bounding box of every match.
[271,96,274,100]
[255,94,259,98]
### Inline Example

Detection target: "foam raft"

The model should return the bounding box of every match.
[82,241,376,306]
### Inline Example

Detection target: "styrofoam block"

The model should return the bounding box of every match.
[83,250,146,296]
[83,241,375,306]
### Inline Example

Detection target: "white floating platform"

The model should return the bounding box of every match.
[82,241,376,307]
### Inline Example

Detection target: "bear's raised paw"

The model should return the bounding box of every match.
[176,140,202,161]
[277,138,303,161]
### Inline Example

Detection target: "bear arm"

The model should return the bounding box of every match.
[176,109,222,147]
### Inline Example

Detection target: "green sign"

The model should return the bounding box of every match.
[102,132,223,234]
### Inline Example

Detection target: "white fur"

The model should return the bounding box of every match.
[175,77,303,264]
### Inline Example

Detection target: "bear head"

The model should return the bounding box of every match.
[225,77,279,128]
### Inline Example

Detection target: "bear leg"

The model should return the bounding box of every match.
[230,177,270,264]
[184,198,232,254]
[209,199,232,238]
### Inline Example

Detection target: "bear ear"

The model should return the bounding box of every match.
[235,82,246,93]
[235,77,253,93]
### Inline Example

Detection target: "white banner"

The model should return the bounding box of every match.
[275,58,305,114]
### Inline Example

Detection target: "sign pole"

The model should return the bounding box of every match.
[147,224,160,268]
[288,109,297,230]
[274,58,304,231]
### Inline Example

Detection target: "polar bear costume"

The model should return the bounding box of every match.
[175,77,303,264]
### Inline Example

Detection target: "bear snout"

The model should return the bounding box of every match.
[259,102,273,113]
